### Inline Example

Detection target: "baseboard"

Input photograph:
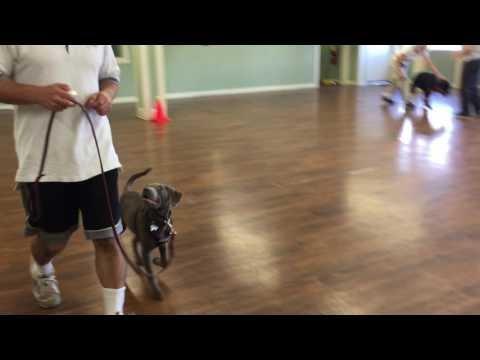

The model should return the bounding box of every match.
[113,96,138,104]
[0,104,13,110]
[136,107,152,121]
[322,78,340,83]
[340,80,359,86]
[166,84,318,100]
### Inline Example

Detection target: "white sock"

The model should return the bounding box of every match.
[30,256,54,277]
[103,287,126,315]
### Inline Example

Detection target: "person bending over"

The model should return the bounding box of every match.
[382,45,446,108]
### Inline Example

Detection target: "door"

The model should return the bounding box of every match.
[364,45,393,83]
[321,45,340,81]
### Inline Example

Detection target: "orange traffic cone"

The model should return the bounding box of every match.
[152,100,170,125]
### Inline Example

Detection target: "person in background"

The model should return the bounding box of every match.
[454,45,480,118]
[382,45,446,109]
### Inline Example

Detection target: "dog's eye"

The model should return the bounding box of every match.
[150,225,160,232]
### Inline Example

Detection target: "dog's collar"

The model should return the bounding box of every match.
[145,205,175,245]
[143,197,160,207]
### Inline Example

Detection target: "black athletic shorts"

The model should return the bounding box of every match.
[18,169,124,242]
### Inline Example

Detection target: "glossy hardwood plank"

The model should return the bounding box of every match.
[1,87,480,315]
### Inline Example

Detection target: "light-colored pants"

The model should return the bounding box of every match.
[382,71,412,103]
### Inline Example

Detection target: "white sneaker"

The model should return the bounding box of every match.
[32,271,62,309]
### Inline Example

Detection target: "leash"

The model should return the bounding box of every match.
[33,99,155,279]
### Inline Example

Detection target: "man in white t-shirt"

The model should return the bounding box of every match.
[0,45,126,315]
[382,45,445,108]
[455,45,480,117]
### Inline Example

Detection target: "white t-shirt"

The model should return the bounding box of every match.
[0,45,122,183]
[394,46,430,73]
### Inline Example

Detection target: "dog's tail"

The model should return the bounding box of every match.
[124,168,152,193]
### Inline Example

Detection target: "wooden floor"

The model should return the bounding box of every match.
[2,86,480,315]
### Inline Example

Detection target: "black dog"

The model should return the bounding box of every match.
[407,72,451,110]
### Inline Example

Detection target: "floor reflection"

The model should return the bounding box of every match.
[391,100,456,170]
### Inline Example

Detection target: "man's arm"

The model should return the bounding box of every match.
[422,54,445,79]
[84,46,120,116]
[100,79,119,102]
[394,54,408,80]
[0,78,42,105]
[0,78,75,111]
[455,45,473,60]
[85,79,119,116]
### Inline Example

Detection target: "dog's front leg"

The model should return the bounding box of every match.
[132,237,144,266]
[142,246,163,300]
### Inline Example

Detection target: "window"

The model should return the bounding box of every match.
[428,45,462,51]
[112,45,130,64]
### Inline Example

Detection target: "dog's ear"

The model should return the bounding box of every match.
[166,186,183,207]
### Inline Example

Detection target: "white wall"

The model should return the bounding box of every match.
[357,45,395,85]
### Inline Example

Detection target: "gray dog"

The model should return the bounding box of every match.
[120,168,182,299]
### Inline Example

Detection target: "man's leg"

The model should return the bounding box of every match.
[19,183,78,309]
[93,238,127,315]
[80,169,127,315]
[400,78,413,106]
[470,59,480,115]
[460,90,470,116]
[406,86,418,109]
[460,61,473,116]
[31,235,67,267]
[30,234,73,309]
[92,238,126,289]
[473,87,480,115]
[382,77,399,104]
